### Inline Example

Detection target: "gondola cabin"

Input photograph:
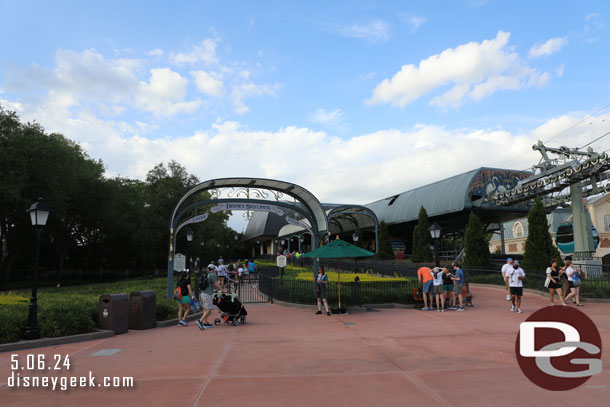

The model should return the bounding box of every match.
[555,222,599,254]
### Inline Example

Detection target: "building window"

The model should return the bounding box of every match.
[513,222,524,238]
[605,215,610,232]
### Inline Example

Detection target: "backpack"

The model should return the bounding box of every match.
[173,286,182,300]
[197,271,209,291]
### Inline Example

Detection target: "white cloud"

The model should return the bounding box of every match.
[529,37,568,58]
[136,68,202,116]
[336,20,391,42]
[309,108,346,125]
[403,16,426,33]
[0,99,23,111]
[367,31,549,109]
[147,48,164,57]
[170,38,218,65]
[191,70,224,97]
[6,91,609,208]
[231,82,280,114]
[556,64,565,78]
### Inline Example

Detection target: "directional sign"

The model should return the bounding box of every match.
[285,216,313,236]
[210,202,284,216]
[176,213,209,235]
[276,255,287,268]
[174,253,186,271]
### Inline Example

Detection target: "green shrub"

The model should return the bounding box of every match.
[156,299,178,321]
[37,295,97,338]
[0,304,28,344]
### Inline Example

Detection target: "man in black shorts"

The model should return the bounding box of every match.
[508,260,526,313]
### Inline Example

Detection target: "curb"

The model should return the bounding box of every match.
[157,311,204,328]
[0,330,114,354]
[270,299,416,312]
[469,283,610,303]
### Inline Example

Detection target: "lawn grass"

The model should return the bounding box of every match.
[0,277,181,344]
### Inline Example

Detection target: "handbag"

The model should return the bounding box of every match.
[572,273,582,287]
[190,298,201,311]
[544,277,551,288]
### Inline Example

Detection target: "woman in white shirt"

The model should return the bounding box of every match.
[432,267,446,312]
[563,260,582,306]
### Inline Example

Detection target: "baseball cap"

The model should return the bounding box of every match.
[207,264,216,270]
[507,258,513,262]
[513,260,520,265]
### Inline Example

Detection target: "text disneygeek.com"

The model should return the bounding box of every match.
[7,354,134,391]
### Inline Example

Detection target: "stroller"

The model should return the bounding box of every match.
[212,291,247,326]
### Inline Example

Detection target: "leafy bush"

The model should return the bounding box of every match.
[37,295,97,338]
[0,277,185,344]
[0,304,28,343]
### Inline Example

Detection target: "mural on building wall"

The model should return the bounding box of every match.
[467,169,531,203]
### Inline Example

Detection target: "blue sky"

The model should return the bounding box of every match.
[1,0,609,231]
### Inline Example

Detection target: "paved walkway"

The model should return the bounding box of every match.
[1,285,609,406]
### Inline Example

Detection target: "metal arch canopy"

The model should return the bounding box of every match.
[277,204,379,253]
[170,178,328,234]
[167,177,329,299]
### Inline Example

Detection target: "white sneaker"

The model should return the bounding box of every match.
[510,305,515,312]
[562,301,567,306]
[517,309,523,313]
[506,295,511,301]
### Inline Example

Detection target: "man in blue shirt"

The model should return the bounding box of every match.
[452,264,465,311]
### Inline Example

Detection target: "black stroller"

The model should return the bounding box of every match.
[212,291,247,326]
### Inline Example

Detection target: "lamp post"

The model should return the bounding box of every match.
[352,232,359,273]
[429,222,442,267]
[186,228,193,271]
[24,198,50,340]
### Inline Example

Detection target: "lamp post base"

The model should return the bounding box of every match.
[24,298,40,340]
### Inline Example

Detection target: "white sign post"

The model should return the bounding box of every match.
[276,255,287,268]
[276,255,287,281]
[174,253,186,271]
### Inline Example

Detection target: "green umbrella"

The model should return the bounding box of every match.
[303,239,374,310]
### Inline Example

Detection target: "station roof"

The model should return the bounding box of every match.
[365,168,531,226]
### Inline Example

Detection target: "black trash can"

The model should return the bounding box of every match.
[128,291,157,330]
[99,293,128,334]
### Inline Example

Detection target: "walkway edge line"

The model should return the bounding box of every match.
[0,329,114,353]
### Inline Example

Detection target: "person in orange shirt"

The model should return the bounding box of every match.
[417,266,434,310]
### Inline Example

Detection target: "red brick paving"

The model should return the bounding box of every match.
[0,285,608,406]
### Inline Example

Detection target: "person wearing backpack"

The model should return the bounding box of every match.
[196,264,220,330]
[174,270,194,326]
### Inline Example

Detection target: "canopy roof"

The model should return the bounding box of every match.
[171,177,329,235]
[275,204,378,238]
[365,168,531,226]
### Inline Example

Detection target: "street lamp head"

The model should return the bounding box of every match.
[429,222,442,239]
[352,232,359,242]
[186,228,194,242]
[28,198,51,227]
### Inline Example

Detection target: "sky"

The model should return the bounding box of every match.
[1,0,610,232]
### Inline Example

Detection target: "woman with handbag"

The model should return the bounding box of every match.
[546,259,566,306]
[314,266,330,316]
[563,260,583,306]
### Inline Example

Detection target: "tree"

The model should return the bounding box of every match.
[411,206,433,263]
[523,197,561,272]
[463,212,490,267]
[375,221,395,260]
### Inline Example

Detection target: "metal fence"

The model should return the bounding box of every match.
[257,272,418,307]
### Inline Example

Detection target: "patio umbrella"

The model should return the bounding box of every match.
[303,239,374,311]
